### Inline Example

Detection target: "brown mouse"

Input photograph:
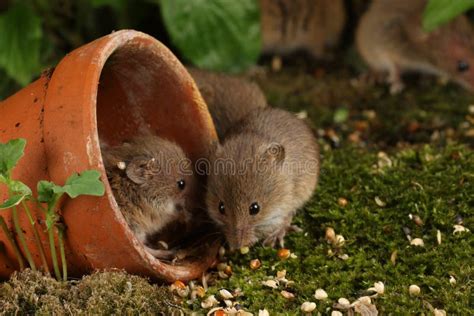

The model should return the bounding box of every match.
[205,108,320,250]
[356,0,474,94]
[102,135,195,259]
[260,0,346,59]
[187,67,267,138]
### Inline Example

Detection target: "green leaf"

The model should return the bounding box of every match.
[62,170,105,198]
[160,0,261,73]
[423,0,474,31]
[0,194,27,209]
[0,3,43,85]
[9,180,32,197]
[37,180,59,204]
[0,138,26,176]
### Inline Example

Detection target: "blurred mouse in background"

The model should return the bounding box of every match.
[260,0,346,60]
[356,0,474,94]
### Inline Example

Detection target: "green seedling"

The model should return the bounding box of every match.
[0,138,43,271]
[0,138,105,281]
[37,170,105,281]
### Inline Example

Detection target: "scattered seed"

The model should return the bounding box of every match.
[411,214,423,226]
[262,280,278,289]
[367,281,384,295]
[453,224,470,234]
[314,289,328,300]
[331,311,343,316]
[356,296,371,305]
[271,55,282,72]
[201,295,219,309]
[449,275,456,285]
[191,286,206,299]
[410,238,424,246]
[276,269,287,279]
[258,309,270,316]
[219,289,234,300]
[296,110,308,120]
[217,263,227,272]
[433,309,447,316]
[469,104,474,114]
[277,248,291,259]
[325,227,336,243]
[218,271,229,279]
[377,152,392,169]
[281,290,295,299]
[240,246,250,255]
[338,254,349,260]
[338,298,351,308]
[218,246,226,258]
[224,265,233,276]
[338,197,348,207]
[335,234,345,247]
[117,161,126,170]
[374,196,386,207]
[390,250,398,265]
[171,280,186,290]
[301,301,316,313]
[290,253,298,259]
[409,284,421,296]
[224,299,233,307]
[250,259,261,270]
[437,230,442,245]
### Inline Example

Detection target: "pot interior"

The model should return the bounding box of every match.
[95,39,220,266]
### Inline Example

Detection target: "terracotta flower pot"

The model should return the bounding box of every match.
[0,30,219,282]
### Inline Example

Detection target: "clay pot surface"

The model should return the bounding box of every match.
[0,30,219,281]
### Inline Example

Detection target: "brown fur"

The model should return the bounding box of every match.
[206,108,320,249]
[356,0,474,93]
[188,67,267,138]
[102,135,195,258]
[260,0,346,58]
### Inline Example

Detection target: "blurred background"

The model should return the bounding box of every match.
[1,0,473,100]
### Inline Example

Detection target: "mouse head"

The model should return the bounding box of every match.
[124,140,194,216]
[206,138,291,250]
[428,15,474,91]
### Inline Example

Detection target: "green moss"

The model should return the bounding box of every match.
[0,270,180,315]
[185,144,472,315]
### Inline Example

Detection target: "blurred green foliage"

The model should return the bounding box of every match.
[160,0,260,73]
[0,0,260,100]
[423,0,474,31]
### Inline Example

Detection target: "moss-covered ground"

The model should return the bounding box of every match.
[1,67,473,315]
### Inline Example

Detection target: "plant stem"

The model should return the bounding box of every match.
[57,225,67,281]
[12,206,36,270]
[0,216,25,270]
[21,200,49,274]
[47,211,61,280]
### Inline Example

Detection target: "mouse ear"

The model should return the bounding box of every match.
[125,157,158,184]
[261,142,285,166]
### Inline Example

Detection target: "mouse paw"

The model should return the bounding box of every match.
[144,246,176,260]
[263,224,302,248]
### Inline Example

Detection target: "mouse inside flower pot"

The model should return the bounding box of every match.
[101,135,198,260]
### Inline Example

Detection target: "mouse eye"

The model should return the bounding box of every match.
[219,202,225,215]
[177,179,185,190]
[249,202,260,215]
[457,60,469,72]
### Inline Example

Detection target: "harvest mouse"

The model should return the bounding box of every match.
[187,67,267,138]
[206,108,320,249]
[102,135,194,259]
[260,0,346,59]
[356,0,474,94]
